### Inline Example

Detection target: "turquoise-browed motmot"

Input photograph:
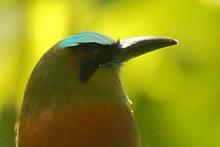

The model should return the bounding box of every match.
[17,32,177,147]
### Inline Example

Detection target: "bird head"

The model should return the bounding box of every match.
[22,31,177,113]
[54,32,177,83]
[18,32,177,147]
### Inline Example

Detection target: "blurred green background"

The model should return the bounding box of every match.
[1,0,220,146]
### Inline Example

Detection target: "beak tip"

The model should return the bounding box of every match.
[170,38,179,46]
[160,37,179,47]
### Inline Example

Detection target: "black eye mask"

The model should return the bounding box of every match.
[79,42,120,82]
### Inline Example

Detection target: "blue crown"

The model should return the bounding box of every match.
[59,32,114,48]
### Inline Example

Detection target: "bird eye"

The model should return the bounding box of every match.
[90,48,100,56]
[88,45,102,60]
[84,43,106,62]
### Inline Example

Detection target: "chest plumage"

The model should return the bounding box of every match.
[18,102,139,147]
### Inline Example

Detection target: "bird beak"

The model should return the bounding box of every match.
[110,36,178,64]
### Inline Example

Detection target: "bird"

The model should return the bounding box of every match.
[16,32,177,147]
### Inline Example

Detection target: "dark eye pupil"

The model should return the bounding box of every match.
[88,47,102,60]
[91,48,99,56]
